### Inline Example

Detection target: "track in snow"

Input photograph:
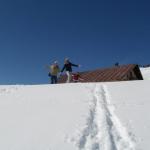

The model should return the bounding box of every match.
[75,84,135,150]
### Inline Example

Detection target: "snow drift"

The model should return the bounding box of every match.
[0,67,150,150]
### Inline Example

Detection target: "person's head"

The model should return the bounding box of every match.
[64,58,69,64]
[54,60,58,64]
[52,60,58,66]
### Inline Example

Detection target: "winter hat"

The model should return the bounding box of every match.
[54,60,58,64]
[64,58,69,63]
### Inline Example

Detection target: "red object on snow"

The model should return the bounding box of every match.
[72,73,80,82]
[72,73,84,82]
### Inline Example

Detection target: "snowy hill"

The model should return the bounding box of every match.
[140,67,150,80]
[0,67,150,150]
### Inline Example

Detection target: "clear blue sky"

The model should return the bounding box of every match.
[0,0,150,84]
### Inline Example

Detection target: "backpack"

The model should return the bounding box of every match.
[48,72,51,77]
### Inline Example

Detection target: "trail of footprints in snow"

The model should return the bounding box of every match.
[77,84,135,150]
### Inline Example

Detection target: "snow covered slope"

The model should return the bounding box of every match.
[140,67,150,80]
[0,80,150,150]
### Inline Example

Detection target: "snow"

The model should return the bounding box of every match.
[0,67,150,150]
[140,67,150,80]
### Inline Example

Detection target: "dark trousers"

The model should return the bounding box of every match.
[51,75,57,84]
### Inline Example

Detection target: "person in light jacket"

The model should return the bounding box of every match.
[48,61,60,84]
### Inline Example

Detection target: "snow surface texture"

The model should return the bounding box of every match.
[0,67,149,150]
[69,84,135,150]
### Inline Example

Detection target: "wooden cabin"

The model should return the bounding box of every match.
[58,64,143,83]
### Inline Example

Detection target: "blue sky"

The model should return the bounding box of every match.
[0,0,150,84]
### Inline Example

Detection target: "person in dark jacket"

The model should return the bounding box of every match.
[61,58,80,83]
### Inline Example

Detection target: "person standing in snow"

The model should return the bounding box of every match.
[61,58,80,83]
[48,61,60,84]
